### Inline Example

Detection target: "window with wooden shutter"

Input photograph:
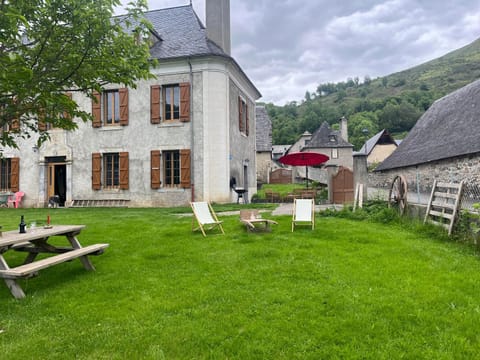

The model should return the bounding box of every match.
[163,85,180,121]
[151,150,161,189]
[62,92,73,120]
[119,152,129,189]
[119,88,129,126]
[179,83,190,122]
[10,117,20,131]
[151,85,161,124]
[38,116,47,131]
[180,149,191,188]
[10,157,19,192]
[92,153,102,190]
[92,92,102,128]
[238,97,247,135]
[0,157,19,192]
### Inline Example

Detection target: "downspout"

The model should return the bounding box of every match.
[188,58,195,202]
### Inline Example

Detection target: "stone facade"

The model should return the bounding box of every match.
[370,153,480,193]
[0,2,261,208]
[2,56,259,208]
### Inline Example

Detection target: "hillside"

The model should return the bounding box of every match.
[267,37,480,150]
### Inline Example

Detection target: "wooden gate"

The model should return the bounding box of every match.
[332,167,354,204]
[270,168,292,184]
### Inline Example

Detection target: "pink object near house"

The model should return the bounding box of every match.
[8,192,24,208]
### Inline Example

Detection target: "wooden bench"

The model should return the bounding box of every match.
[0,244,109,279]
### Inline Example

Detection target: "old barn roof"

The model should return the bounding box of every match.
[376,78,480,171]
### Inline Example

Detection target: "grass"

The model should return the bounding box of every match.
[1,206,480,359]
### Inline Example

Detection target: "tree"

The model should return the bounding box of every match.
[0,0,155,148]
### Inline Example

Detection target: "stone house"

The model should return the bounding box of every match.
[373,78,480,193]
[255,105,273,185]
[357,129,398,168]
[287,118,354,184]
[0,0,261,207]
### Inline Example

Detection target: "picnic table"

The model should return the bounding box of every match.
[0,225,109,299]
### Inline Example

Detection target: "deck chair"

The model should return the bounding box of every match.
[8,191,24,208]
[292,198,315,231]
[240,209,278,232]
[190,201,225,237]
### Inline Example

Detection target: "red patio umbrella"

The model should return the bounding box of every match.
[278,152,330,188]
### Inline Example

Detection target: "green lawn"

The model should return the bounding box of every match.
[1,206,480,359]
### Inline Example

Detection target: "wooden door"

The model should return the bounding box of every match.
[332,167,354,204]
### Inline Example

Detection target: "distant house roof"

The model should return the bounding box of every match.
[256,106,272,152]
[376,78,480,171]
[272,145,290,156]
[305,122,353,149]
[357,129,397,155]
[117,5,261,98]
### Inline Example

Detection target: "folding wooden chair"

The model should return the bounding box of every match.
[190,202,225,237]
[292,198,315,231]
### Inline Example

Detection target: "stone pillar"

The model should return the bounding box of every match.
[325,165,338,203]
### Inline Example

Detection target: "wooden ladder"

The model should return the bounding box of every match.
[424,180,464,235]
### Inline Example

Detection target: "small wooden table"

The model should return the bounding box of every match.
[240,210,278,232]
[0,225,109,299]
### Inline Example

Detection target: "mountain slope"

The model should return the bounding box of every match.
[267,37,480,149]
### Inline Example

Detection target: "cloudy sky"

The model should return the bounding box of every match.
[118,0,480,105]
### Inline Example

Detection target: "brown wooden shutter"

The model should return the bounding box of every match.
[10,117,20,131]
[180,149,191,188]
[92,92,102,128]
[245,103,249,136]
[10,157,19,192]
[38,107,47,131]
[119,152,129,189]
[151,85,161,124]
[63,92,73,120]
[151,150,161,189]
[92,153,102,190]
[179,82,190,122]
[119,88,129,126]
[238,96,243,132]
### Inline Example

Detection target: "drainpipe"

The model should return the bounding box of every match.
[188,58,195,202]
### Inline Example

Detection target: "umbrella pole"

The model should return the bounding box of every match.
[306,166,308,188]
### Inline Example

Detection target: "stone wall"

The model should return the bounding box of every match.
[369,153,480,196]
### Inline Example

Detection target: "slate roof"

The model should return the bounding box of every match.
[305,122,353,149]
[376,78,480,171]
[357,129,396,155]
[255,106,272,152]
[144,6,227,60]
[116,5,261,97]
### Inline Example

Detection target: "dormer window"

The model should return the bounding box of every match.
[329,134,337,143]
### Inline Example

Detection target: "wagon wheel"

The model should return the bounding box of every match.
[388,175,407,215]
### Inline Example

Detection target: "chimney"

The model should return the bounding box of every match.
[340,116,348,142]
[206,0,231,55]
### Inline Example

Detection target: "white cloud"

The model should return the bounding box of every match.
[117,0,480,104]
